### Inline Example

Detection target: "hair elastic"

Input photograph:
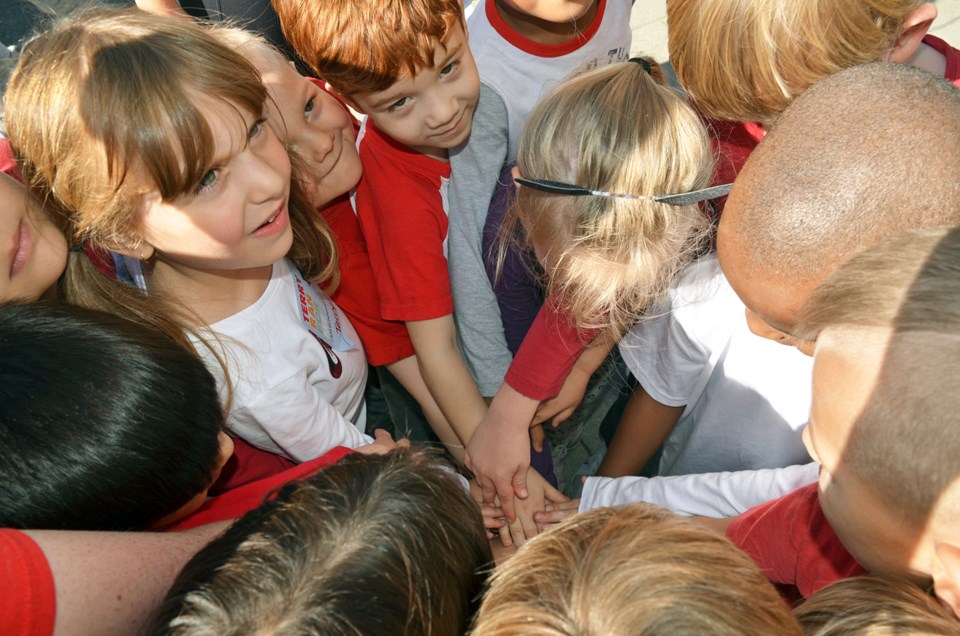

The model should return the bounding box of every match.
[68,244,85,253]
[628,56,653,75]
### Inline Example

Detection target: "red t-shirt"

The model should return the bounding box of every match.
[166,446,354,531]
[353,119,454,322]
[504,300,598,400]
[0,529,56,636]
[309,79,414,366]
[322,195,415,366]
[726,482,866,600]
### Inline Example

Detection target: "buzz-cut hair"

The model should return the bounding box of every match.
[720,63,960,288]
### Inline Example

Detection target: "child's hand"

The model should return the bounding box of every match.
[533,498,580,532]
[502,468,567,547]
[354,428,409,455]
[479,502,506,540]
[532,364,590,427]
[465,384,539,523]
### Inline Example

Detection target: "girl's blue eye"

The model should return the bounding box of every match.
[197,169,219,193]
[388,97,410,112]
[304,98,316,119]
[249,118,266,139]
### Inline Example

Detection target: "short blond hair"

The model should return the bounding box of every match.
[667,0,922,122]
[794,576,957,635]
[798,225,960,530]
[509,60,713,337]
[471,503,802,635]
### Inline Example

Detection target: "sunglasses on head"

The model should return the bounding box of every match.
[514,177,732,207]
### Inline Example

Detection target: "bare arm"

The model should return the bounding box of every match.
[534,328,619,426]
[597,385,684,477]
[406,314,488,451]
[27,523,229,636]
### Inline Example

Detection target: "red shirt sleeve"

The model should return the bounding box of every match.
[726,482,866,599]
[166,446,354,531]
[0,529,56,636]
[504,299,598,400]
[0,138,22,182]
[354,123,453,322]
[701,116,764,217]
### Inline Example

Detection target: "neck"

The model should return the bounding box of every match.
[148,258,274,325]
[493,0,599,46]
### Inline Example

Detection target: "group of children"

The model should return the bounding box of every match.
[1,0,960,633]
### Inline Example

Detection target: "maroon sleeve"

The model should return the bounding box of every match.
[503,299,598,400]
[165,447,355,531]
[0,529,56,636]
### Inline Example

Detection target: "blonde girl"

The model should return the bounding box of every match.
[466,59,718,523]
[6,8,374,462]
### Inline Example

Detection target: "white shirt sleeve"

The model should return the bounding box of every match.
[578,462,821,518]
[230,371,373,463]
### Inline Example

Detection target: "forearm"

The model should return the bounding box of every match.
[29,523,229,636]
[597,386,684,477]
[580,462,821,518]
[407,317,488,445]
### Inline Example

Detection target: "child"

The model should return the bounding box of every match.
[451,0,634,513]
[0,171,67,303]
[472,57,721,512]
[470,503,803,635]
[666,0,959,208]
[211,26,453,449]
[0,301,401,532]
[725,225,960,610]
[6,9,373,463]
[0,301,229,530]
[152,450,492,636]
[794,576,958,635]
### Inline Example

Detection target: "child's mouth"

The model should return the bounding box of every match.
[252,204,288,237]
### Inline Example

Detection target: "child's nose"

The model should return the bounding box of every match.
[297,129,335,165]
[426,95,459,128]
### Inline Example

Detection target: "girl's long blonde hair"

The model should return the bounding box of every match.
[505,59,713,337]
[4,8,338,352]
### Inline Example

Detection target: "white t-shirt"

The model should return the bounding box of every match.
[466,0,632,160]
[619,255,813,476]
[192,258,372,461]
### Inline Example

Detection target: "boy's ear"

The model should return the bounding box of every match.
[888,2,937,63]
[932,540,960,617]
[510,165,523,190]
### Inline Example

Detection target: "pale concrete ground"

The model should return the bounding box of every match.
[630,0,960,61]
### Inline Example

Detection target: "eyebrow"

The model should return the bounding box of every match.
[367,40,464,111]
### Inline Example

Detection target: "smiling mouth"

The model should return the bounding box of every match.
[436,113,464,138]
[256,209,282,231]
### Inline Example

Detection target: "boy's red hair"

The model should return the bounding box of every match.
[273,0,465,96]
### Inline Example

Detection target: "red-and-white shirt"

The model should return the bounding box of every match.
[352,118,454,322]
